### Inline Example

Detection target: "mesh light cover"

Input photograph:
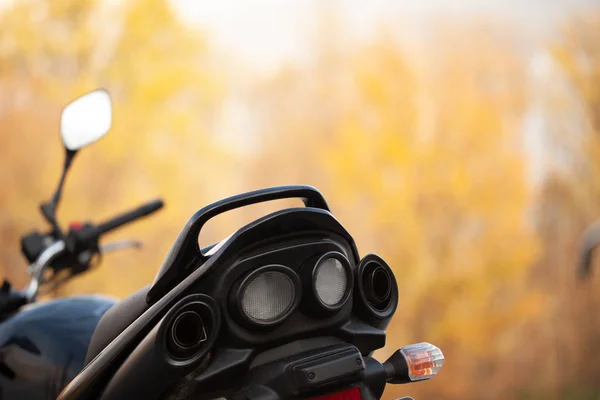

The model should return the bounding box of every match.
[241,271,295,322]
[314,258,348,306]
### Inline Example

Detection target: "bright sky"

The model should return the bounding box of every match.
[171,0,600,182]
[173,0,598,73]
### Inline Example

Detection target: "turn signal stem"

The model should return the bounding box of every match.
[383,351,410,384]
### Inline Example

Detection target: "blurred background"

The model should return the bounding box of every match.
[1,0,600,398]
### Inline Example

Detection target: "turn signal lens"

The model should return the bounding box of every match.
[399,342,444,381]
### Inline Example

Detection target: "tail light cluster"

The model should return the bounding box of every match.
[229,251,355,328]
[229,251,399,331]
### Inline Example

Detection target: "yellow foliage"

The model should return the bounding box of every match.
[0,1,599,399]
[0,0,226,296]
[248,23,544,399]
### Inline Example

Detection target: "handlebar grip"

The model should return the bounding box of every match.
[97,199,164,235]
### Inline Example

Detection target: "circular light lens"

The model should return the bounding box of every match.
[240,271,295,323]
[315,257,348,306]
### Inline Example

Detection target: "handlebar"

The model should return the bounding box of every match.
[16,198,164,304]
[65,198,164,262]
[97,199,164,235]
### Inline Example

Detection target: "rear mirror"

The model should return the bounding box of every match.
[40,89,112,230]
[60,89,112,151]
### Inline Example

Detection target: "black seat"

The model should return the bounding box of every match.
[84,285,151,365]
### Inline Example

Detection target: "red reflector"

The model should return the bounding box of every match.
[310,387,361,400]
[69,221,84,231]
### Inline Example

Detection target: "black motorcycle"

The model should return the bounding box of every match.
[58,182,445,399]
[0,89,163,399]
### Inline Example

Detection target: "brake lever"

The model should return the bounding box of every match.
[24,240,66,302]
[100,239,143,254]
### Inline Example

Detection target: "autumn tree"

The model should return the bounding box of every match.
[1,2,598,399]
[0,0,227,296]
[527,9,600,398]
[246,20,541,399]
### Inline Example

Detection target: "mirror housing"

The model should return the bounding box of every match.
[41,89,113,233]
[60,89,112,151]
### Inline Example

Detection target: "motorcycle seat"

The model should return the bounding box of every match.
[84,285,150,365]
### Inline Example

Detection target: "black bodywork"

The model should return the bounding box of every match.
[58,185,402,400]
[0,295,115,400]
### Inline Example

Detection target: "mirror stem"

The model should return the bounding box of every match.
[53,148,77,206]
[41,148,77,234]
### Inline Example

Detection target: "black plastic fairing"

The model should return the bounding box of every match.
[201,236,357,347]
[147,185,331,304]
[98,294,220,400]
[190,321,386,397]
[243,343,365,398]
[58,207,359,400]
[198,340,388,400]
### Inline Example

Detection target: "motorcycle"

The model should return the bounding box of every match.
[0,89,164,399]
[57,187,445,395]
